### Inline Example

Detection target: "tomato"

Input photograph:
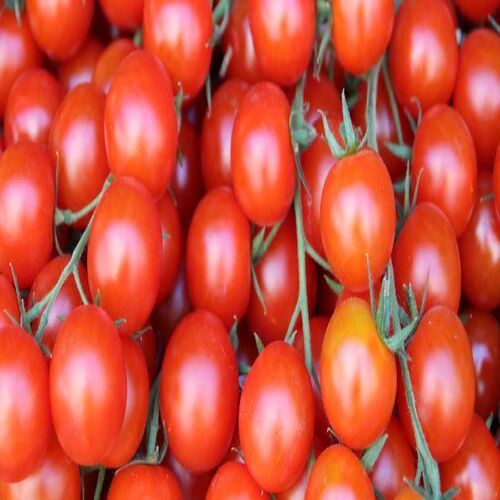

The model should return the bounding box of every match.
[49,82,109,229]
[320,148,395,292]
[388,0,457,116]
[315,270,338,316]
[393,203,461,313]
[99,0,144,30]
[201,79,249,190]
[305,445,375,500]
[108,465,182,500]
[332,0,394,75]
[87,177,162,335]
[143,0,213,99]
[464,311,500,419]
[459,173,500,310]
[0,142,54,288]
[239,341,314,493]
[160,310,239,473]
[395,487,422,500]
[0,275,20,330]
[4,68,63,147]
[453,29,500,171]
[26,0,94,61]
[50,305,126,465]
[454,0,500,23]
[246,214,317,344]
[304,72,342,127]
[494,144,500,218]
[397,306,475,462]
[134,326,158,383]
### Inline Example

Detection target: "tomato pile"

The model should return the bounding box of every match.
[0,0,499,498]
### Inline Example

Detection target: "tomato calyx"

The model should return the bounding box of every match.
[360,433,388,473]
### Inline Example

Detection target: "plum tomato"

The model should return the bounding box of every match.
[99,0,144,31]
[0,274,20,330]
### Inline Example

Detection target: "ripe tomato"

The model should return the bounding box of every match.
[99,0,144,30]
[392,203,461,313]
[397,306,475,462]
[50,305,127,465]
[388,0,457,116]
[332,0,394,75]
[305,445,375,500]
[0,274,19,330]
[303,72,342,126]
[160,310,239,473]
[232,82,296,227]
[395,487,422,500]
[105,50,177,200]
[87,177,162,335]
[495,144,500,218]
[453,29,500,171]
[239,341,314,493]
[134,326,158,383]
[320,148,395,292]
[0,142,54,288]
[49,82,109,229]
[143,0,213,99]
[454,0,500,23]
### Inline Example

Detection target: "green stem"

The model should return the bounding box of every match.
[93,466,105,500]
[365,59,382,152]
[73,268,89,305]
[305,242,331,273]
[381,58,404,146]
[252,219,283,264]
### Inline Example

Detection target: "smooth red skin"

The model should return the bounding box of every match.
[108,465,182,500]
[26,0,94,61]
[0,142,54,288]
[99,0,144,30]
[4,68,63,147]
[92,38,135,94]
[160,310,239,473]
[440,414,500,498]
[135,327,158,383]
[143,0,213,99]
[395,487,422,500]
[105,50,177,200]
[494,144,500,218]
[88,177,162,335]
[412,105,477,237]
[50,305,126,465]
[388,0,457,116]
[397,306,475,462]
[223,0,263,84]
[49,82,109,230]
[246,214,317,345]
[459,173,500,310]
[304,72,342,125]
[454,0,499,22]
[0,274,20,330]
[0,326,51,483]
[465,311,500,419]
[28,255,89,351]
[453,29,500,171]
[370,417,416,500]
[332,0,393,75]
[232,82,296,227]
[305,445,375,500]
[187,187,251,327]
[201,79,249,190]
[321,298,396,450]
[393,203,461,314]
[320,148,395,292]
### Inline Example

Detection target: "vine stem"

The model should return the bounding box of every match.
[365,58,382,152]
[93,466,105,500]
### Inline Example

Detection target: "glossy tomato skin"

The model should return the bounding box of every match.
[99,0,144,30]
[454,29,500,171]
[0,142,54,288]
[395,487,422,500]
[397,306,475,462]
[49,82,109,229]
[305,445,375,500]
[232,82,296,227]
[160,310,239,473]
[0,275,20,330]
[239,341,314,493]
[143,0,213,99]
[393,203,461,313]
[105,50,177,200]
[332,0,393,75]
[495,145,500,218]
[134,326,158,383]
[87,177,162,335]
[388,0,457,116]
[454,0,499,25]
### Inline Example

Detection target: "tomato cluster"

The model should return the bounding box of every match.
[0,0,499,499]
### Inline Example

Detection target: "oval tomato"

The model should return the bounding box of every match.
[99,0,144,30]
[494,144,500,218]
[0,275,19,330]
[454,0,499,24]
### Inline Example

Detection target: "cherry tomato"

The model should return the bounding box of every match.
[454,0,500,23]
[0,141,54,288]
[303,72,342,127]
[0,274,20,330]
[395,487,422,500]
[87,177,162,335]
[99,0,144,30]
[494,144,500,218]
[134,326,158,383]
[397,306,475,462]
[388,0,457,116]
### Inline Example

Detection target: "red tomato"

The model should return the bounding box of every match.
[134,326,158,383]
[315,270,338,316]
[143,0,213,99]
[303,72,342,126]
[495,144,500,218]
[388,0,457,116]
[397,306,475,462]
[453,29,500,171]
[454,0,500,23]
[0,142,54,288]
[395,487,422,500]
[239,341,314,493]
[232,82,296,227]
[99,0,144,30]
[332,0,394,75]
[87,177,162,335]
[0,274,20,330]
[50,305,126,465]
[105,50,177,200]
[160,310,239,473]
